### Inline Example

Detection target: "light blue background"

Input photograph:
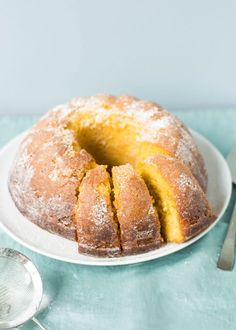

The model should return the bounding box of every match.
[0,0,236,114]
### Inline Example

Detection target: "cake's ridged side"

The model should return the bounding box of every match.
[8,106,96,240]
[112,164,162,255]
[75,165,121,257]
[138,155,215,242]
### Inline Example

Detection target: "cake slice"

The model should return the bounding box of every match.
[75,165,121,257]
[112,164,162,255]
[137,155,215,243]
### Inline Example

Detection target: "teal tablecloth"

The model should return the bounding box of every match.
[0,109,236,330]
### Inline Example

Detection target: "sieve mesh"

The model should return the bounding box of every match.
[0,257,34,323]
[0,249,43,329]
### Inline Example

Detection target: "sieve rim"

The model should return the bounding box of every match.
[0,248,43,329]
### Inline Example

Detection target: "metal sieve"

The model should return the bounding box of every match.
[0,248,47,329]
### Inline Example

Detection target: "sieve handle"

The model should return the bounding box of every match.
[32,317,48,330]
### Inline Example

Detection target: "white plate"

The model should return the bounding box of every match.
[0,130,232,266]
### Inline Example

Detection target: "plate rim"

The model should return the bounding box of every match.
[0,129,232,266]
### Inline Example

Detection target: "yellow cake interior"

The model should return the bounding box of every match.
[78,165,111,200]
[137,162,184,243]
[66,110,169,167]
[67,110,183,244]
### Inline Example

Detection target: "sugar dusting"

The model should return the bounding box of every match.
[78,242,120,255]
[132,204,159,242]
[9,94,207,253]
[48,155,76,182]
[8,107,93,235]
[91,197,110,227]
[9,149,35,202]
[71,96,174,143]
[9,144,75,228]
[70,95,205,185]
[177,173,198,192]
[40,104,72,122]
[113,164,161,249]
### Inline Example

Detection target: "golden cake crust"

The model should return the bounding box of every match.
[9,106,95,240]
[140,155,215,241]
[8,95,211,257]
[76,166,121,257]
[112,164,162,255]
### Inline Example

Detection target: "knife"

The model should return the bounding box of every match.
[217,148,236,270]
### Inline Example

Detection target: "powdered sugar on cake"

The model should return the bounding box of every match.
[8,94,208,252]
[177,173,198,192]
[91,197,110,227]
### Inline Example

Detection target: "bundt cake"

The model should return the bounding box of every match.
[8,94,215,258]
[76,165,120,257]
[112,164,162,255]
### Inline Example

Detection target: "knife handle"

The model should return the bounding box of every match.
[217,199,236,270]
